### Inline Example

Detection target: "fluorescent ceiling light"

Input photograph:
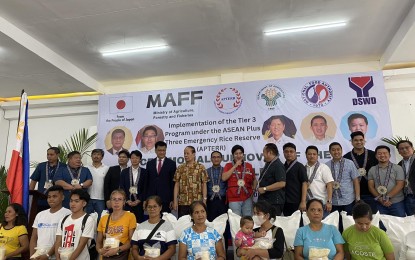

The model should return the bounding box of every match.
[101,45,169,56]
[264,21,347,36]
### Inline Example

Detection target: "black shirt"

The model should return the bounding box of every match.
[258,158,286,205]
[284,161,308,204]
[344,149,378,196]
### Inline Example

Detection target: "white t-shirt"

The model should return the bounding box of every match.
[32,207,72,248]
[306,163,334,203]
[56,213,96,259]
[87,164,109,200]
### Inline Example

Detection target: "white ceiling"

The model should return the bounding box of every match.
[0,0,415,98]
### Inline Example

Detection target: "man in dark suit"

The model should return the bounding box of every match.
[107,128,126,155]
[103,150,129,208]
[144,141,177,213]
[396,140,415,216]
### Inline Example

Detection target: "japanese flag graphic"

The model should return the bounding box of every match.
[109,96,133,113]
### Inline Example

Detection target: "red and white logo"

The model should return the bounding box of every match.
[109,96,133,113]
[214,87,243,114]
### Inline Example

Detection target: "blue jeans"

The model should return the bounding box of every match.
[404,194,415,216]
[229,198,253,217]
[86,199,106,221]
[377,200,406,217]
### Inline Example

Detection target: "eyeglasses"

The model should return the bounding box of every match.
[146,205,159,210]
[111,198,124,202]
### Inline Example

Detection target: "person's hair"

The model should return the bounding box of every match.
[264,143,279,156]
[67,151,81,159]
[268,116,285,126]
[47,147,60,154]
[143,126,158,136]
[70,189,90,204]
[186,146,196,154]
[352,201,373,220]
[155,141,167,149]
[306,198,324,210]
[253,200,276,221]
[129,150,143,159]
[145,195,163,207]
[347,113,368,126]
[118,150,130,158]
[110,189,126,200]
[2,203,28,227]
[350,131,365,140]
[231,145,244,155]
[240,216,254,228]
[283,142,296,151]
[189,200,207,222]
[91,148,104,157]
[211,151,223,158]
[306,145,319,154]
[112,128,125,138]
[46,185,64,196]
[375,145,390,154]
[310,115,327,126]
[329,142,342,150]
[396,140,413,150]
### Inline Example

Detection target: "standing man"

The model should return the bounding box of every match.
[144,141,177,213]
[257,143,286,216]
[173,146,208,217]
[222,145,256,217]
[326,142,360,215]
[53,151,93,208]
[107,128,126,155]
[86,149,109,221]
[306,115,333,145]
[30,147,66,212]
[206,151,227,221]
[30,185,71,259]
[282,143,308,216]
[104,150,129,209]
[305,145,334,217]
[368,145,405,217]
[55,189,96,260]
[397,140,415,216]
[344,131,378,213]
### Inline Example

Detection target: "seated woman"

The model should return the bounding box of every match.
[178,201,226,260]
[294,199,344,260]
[96,189,136,259]
[132,195,176,259]
[237,200,285,260]
[343,202,394,260]
[0,203,29,259]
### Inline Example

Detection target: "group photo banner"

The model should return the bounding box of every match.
[97,71,393,170]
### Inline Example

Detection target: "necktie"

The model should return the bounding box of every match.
[157,159,162,174]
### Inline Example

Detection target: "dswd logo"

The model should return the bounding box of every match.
[301,80,333,108]
[349,76,376,105]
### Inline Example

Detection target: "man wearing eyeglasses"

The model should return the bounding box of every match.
[140,126,158,154]
[396,140,415,216]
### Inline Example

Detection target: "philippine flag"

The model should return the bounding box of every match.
[109,96,133,114]
[6,91,30,214]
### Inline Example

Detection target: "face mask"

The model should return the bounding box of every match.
[253,215,266,226]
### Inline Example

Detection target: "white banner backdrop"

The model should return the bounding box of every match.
[97,71,394,170]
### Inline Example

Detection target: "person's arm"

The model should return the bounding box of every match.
[299,182,308,211]
[29,228,38,256]
[387,180,405,199]
[55,235,62,260]
[68,237,89,260]
[202,181,207,203]
[325,181,333,212]
[178,243,188,260]
[259,181,286,194]
[368,179,380,197]
[55,180,74,191]
[29,180,37,190]
[215,239,226,260]
[294,246,305,260]
[5,234,29,258]
[222,162,241,181]
[385,252,395,260]
[81,179,93,188]
[173,182,179,211]
[96,231,104,256]
[131,244,141,260]
[345,250,352,260]
[353,177,361,201]
[333,244,345,260]
[104,168,112,206]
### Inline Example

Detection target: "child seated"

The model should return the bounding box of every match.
[234,216,266,259]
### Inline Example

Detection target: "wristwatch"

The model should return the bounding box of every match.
[263,187,267,192]
[80,182,84,187]
[117,248,122,255]
[326,200,332,204]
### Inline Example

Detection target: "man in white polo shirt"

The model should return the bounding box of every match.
[29,185,71,259]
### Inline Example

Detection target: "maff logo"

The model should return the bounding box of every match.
[349,76,377,106]
[301,80,333,108]
[256,85,286,110]
[214,87,242,114]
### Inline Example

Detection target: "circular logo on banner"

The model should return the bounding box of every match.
[301,80,333,108]
[256,85,286,110]
[214,87,243,114]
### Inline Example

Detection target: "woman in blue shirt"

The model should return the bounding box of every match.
[294,199,344,260]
